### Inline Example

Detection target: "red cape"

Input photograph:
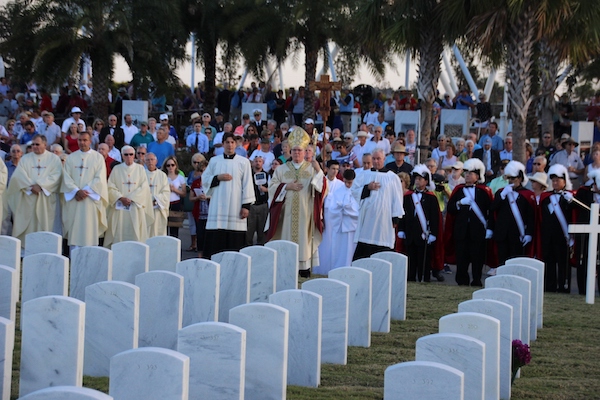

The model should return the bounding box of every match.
[443,184,498,267]
[535,190,577,264]
[266,177,327,242]
[395,190,445,271]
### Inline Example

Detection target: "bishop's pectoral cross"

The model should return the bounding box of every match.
[32,159,47,176]
[123,175,136,192]
[308,75,342,146]
[75,158,88,176]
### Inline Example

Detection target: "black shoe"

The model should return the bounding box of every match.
[432,271,445,282]
[470,280,483,287]
[299,269,311,278]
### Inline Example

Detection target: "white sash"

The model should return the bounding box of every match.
[411,192,429,240]
[550,194,569,243]
[463,187,487,228]
[508,191,526,239]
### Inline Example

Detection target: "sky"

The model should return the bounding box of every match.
[113,41,419,91]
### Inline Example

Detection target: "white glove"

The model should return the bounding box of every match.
[427,235,436,244]
[562,191,574,202]
[500,184,513,200]
[459,197,472,206]
[485,229,493,239]
[397,231,406,239]
[521,235,532,246]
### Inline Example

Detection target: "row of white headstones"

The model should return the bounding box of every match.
[1,231,412,400]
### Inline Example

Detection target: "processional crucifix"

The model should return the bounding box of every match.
[308,74,342,158]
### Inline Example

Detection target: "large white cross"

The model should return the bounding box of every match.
[568,203,600,304]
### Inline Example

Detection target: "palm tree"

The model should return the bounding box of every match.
[229,0,385,123]
[358,0,456,161]
[443,0,596,162]
[0,0,186,120]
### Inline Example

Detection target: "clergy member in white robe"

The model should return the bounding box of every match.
[202,132,256,257]
[266,127,326,276]
[104,145,154,247]
[6,134,63,245]
[61,131,108,248]
[145,152,170,237]
[0,161,7,227]
[315,167,358,275]
[352,148,404,260]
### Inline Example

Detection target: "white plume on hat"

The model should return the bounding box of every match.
[463,158,486,184]
[412,164,435,191]
[588,169,600,188]
[504,160,528,186]
[548,164,573,191]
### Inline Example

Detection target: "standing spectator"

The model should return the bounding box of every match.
[129,121,154,149]
[162,155,187,238]
[549,135,584,187]
[147,127,174,170]
[478,121,504,152]
[245,156,269,246]
[292,87,306,127]
[189,155,209,257]
[99,114,125,149]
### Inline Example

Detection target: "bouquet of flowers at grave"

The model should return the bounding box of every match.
[511,339,531,383]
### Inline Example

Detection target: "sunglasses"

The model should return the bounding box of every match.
[166,163,176,167]
[192,161,201,164]
[123,153,135,156]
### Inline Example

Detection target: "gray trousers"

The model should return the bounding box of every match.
[246,203,269,246]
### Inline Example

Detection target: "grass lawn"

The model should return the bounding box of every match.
[10,281,600,399]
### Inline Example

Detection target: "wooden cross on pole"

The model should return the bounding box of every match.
[308,75,342,149]
[568,202,600,304]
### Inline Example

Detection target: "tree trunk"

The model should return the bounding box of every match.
[90,52,112,122]
[417,28,443,164]
[202,40,217,117]
[539,39,561,138]
[304,43,318,128]
[506,6,535,163]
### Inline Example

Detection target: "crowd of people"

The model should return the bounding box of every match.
[1,80,599,297]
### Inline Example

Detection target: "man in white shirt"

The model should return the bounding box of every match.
[105,135,122,162]
[363,104,379,126]
[249,137,276,173]
[61,107,86,135]
[500,136,513,161]
[38,112,61,145]
[121,114,139,144]
[351,131,370,167]
[365,125,391,155]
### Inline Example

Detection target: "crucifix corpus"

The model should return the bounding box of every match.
[568,203,600,304]
[308,74,342,149]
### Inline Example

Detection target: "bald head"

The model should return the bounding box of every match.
[98,143,109,158]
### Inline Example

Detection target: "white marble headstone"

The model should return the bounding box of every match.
[22,253,69,303]
[497,264,539,340]
[70,247,113,301]
[416,333,484,400]
[0,266,16,321]
[485,275,531,345]
[19,296,85,397]
[0,317,15,400]
[109,347,189,400]
[19,386,113,400]
[136,271,183,350]
[473,288,522,342]
[351,258,392,333]
[269,289,322,387]
[112,241,149,283]
[384,361,464,400]
[229,303,288,400]
[146,236,181,272]
[459,299,513,400]
[328,267,372,347]
[302,278,349,365]
[0,235,21,307]
[177,322,246,400]
[265,240,299,291]
[211,252,251,323]
[176,259,220,326]
[240,245,277,302]
[505,257,544,328]
[24,231,62,257]
[439,312,500,400]
[84,281,140,377]
[372,251,408,321]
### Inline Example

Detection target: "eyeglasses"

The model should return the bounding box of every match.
[160,119,168,122]
[192,161,201,164]
[166,163,176,167]
[123,153,135,156]
[31,143,41,146]
[137,152,146,156]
